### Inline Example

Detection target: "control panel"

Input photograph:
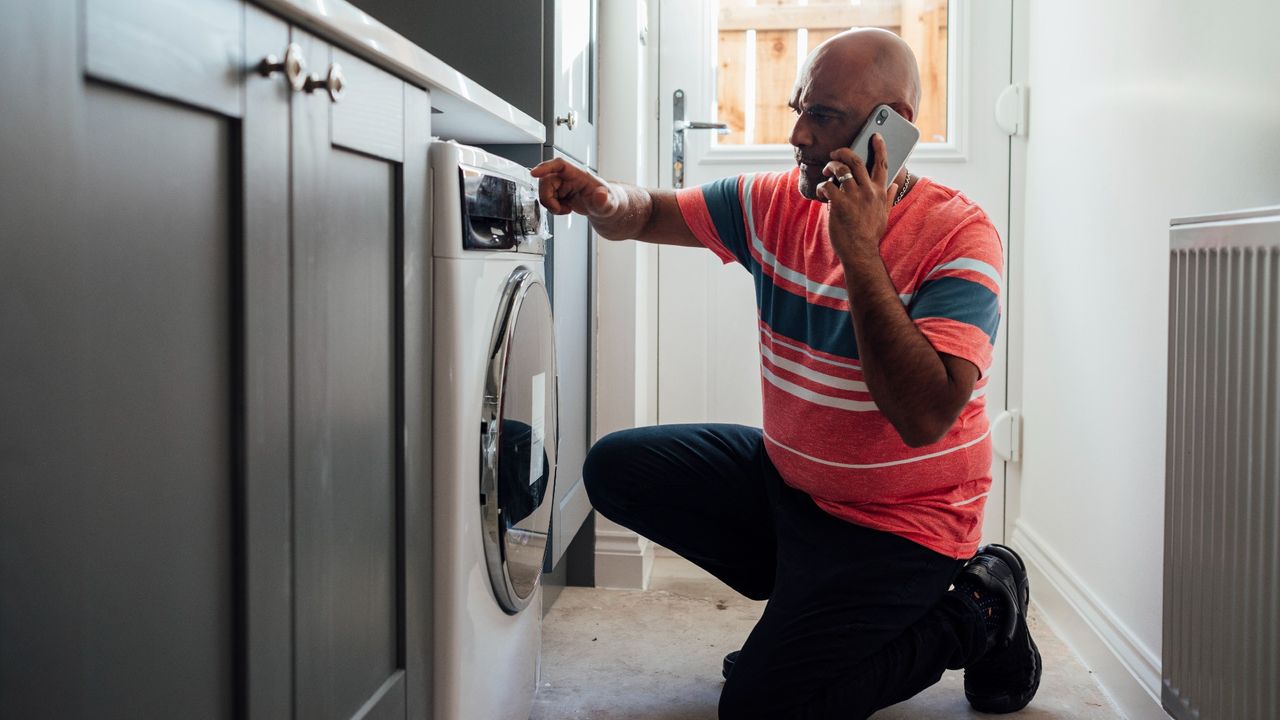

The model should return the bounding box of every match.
[459,164,547,254]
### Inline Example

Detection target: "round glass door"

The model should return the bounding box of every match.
[480,267,557,614]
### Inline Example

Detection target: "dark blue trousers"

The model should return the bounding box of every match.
[583,424,990,720]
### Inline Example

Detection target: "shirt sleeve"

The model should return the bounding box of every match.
[675,175,753,267]
[907,216,1004,375]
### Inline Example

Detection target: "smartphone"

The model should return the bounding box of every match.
[846,104,920,188]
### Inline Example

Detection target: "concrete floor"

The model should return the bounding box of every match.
[531,557,1125,720]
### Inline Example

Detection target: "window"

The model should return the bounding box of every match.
[715,0,949,145]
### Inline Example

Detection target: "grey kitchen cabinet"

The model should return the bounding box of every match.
[0,1,431,718]
[1,1,246,717]
[287,28,425,720]
[544,0,598,569]
[547,0,598,167]
[547,154,596,568]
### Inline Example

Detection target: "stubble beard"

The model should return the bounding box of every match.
[796,171,819,201]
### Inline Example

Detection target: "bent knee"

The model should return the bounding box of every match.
[581,429,646,510]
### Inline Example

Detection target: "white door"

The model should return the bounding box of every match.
[655,0,1014,544]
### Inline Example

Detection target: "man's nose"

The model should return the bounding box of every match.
[788,118,812,150]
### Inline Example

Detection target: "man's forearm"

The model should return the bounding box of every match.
[588,183,655,240]
[841,252,959,447]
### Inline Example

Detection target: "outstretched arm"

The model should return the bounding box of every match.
[531,158,701,247]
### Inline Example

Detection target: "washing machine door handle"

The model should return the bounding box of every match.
[478,266,558,614]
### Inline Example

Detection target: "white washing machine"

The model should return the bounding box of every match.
[430,141,557,720]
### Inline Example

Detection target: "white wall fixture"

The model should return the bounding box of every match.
[991,410,1021,463]
[993,83,1027,136]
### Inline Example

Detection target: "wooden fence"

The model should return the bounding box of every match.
[716,0,948,145]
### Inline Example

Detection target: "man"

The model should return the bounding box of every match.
[532,28,1041,719]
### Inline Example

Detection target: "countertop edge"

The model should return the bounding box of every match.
[254,0,546,145]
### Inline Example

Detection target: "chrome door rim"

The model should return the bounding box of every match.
[479,266,557,614]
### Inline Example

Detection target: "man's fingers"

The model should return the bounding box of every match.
[823,160,852,184]
[829,147,870,187]
[538,176,567,214]
[869,134,889,187]
[530,158,565,178]
[849,148,873,186]
[815,180,833,202]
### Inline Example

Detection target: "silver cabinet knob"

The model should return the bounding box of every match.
[554,109,578,130]
[304,63,345,103]
[257,43,307,92]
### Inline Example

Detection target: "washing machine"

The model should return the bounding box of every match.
[430,140,557,720]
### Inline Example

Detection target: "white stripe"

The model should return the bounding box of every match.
[764,428,993,470]
[761,365,880,412]
[760,343,869,392]
[760,324,862,371]
[922,258,1003,293]
[950,491,990,507]
[744,30,756,144]
[741,176,849,301]
[760,324,987,402]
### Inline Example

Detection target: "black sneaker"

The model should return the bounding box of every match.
[960,544,1042,714]
[722,649,740,680]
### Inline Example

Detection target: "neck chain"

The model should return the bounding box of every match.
[893,168,911,206]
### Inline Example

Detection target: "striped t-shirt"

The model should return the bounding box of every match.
[676,167,1003,559]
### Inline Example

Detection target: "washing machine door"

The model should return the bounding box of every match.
[480,266,558,614]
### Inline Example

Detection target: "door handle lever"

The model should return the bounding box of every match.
[672,90,729,188]
[675,120,729,133]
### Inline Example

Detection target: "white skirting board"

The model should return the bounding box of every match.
[1012,521,1168,720]
[593,517,655,590]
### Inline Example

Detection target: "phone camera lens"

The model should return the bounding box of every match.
[876,109,888,124]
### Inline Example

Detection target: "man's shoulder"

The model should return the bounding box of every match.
[912,177,993,229]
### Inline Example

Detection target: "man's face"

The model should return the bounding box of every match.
[788,59,873,200]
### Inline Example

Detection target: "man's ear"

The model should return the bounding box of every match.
[888,102,916,124]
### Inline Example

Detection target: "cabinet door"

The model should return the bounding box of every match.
[0,0,254,716]
[243,7,295,719]
[549,0,598,166]
[547,188,596,567]
[289,31,412,720]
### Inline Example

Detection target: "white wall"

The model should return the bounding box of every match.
[592,0,661,589]
[1015,0,1280,716]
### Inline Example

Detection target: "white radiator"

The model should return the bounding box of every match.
[1165,207,1280,720]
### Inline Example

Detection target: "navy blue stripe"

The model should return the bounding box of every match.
[701,177,752,267]
[908,276,1001,343]
[755,269,860,360]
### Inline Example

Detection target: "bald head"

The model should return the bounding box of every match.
[787,28,921,199]
[804,28,921,115]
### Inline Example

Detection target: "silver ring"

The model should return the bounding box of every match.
[836,172,855,184]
